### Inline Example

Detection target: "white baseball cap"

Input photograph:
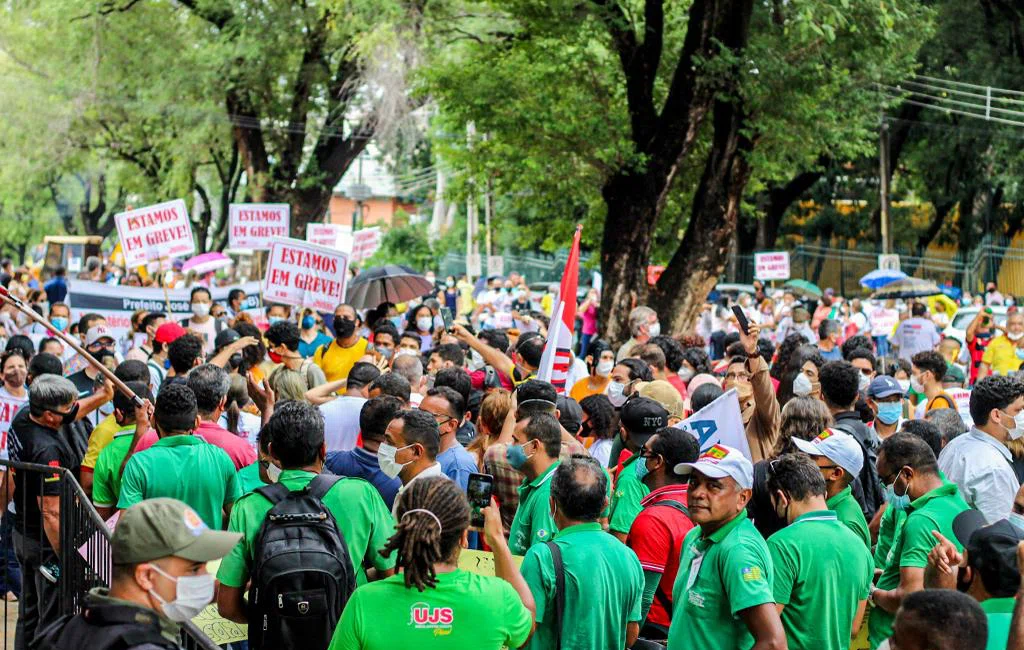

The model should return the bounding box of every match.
[85,325,115,347]
[675,444,753,489]
[793,428,864,478]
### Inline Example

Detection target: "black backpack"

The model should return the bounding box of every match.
[36,601,178,650]
[248,474,355,650]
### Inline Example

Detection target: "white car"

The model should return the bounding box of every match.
[943,306,1009,344]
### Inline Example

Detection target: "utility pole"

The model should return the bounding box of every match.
[484,177,493,258]
[466,122,479,281]
[879,122,891,254]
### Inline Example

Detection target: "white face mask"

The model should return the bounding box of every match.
[469,349,485,371]
[266,461,282,483]
[1009,331,1024,342]
[792,372,813,397]
[416,317,433,332]
[378,443,414,479]
[647,322,661,338]
[607,381,628,407]
[191,303,211,318]
[395,348,419,359]
[595,360,614,377]
[897,379,911,393]
[1002,410,1024,440]
[858,372,871,392]
[910,375,925,394]
[678,367,695,383]
[148,564,215,622]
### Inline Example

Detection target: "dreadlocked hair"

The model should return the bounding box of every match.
[381,476,470,592]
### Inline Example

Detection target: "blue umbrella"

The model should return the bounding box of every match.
[859,269,908,290]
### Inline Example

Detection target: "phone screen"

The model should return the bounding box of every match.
[440,307,454,332]
[731,305,750,335]
[467,472,494,528]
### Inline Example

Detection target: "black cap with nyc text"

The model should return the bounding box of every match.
[620,396,669,443]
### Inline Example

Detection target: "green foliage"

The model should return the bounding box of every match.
[365,221,435,270]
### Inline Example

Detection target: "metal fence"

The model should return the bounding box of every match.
[0,460,218,650]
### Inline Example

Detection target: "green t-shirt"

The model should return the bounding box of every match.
[667,510,775,650]
[767,510,873,650]
[118,435,241,530]
[509,461,559,555]
[328,569,532,650]
[873,504,908,571]
[522,522,643,650]
[609,455,650,534]
[236,461,266,495]
[216,469,396,589]
[868,482,969,650]
[982,597,1014,650]
[826,486,870,549]
[90,425,137,508]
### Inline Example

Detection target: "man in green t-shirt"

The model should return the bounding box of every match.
[91,381,154,520]
[868,432,969,649]
[667,444,786,650]
[216,401,396,628]
[521,455,644,650]
[925,510,1024,650]
[507,413,562,554]
[766,453,873,650]
[793,427,871,548]
[609,397,668,541]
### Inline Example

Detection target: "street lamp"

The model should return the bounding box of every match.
[347,183,372,230]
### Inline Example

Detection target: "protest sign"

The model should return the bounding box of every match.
[263,238,349,312]
[458,549,524,577]
[673,388,752,459]
[115,199,195,268]
[0,394,25,461]
[351,227,382,262]
[228,203,290,250]
[305,223,352,251]
[754,251,791,281]
[67,281,264,338]
[191,560,247,645]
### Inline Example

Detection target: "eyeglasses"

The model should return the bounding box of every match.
[725,371,751,381]
[857,368,873,376]
[637,449,661,461]
[816,464,838,471]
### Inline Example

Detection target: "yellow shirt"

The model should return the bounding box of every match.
[81,414,121,471]
[982,335,1023,376]
[314,337,369,383]
[570,376,609,403]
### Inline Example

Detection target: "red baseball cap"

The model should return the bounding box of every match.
[154,322,187,345]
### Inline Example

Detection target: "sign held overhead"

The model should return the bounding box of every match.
[228,203,290,250]
[263,238,349,312]
[115,199,195,268]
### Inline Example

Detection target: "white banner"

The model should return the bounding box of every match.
[673,388,752,459]
[228,203,290,250]
[0,395,26,460]
[754,251,790,281]
[351,227,382,262]
[263,238,349,312]
[115,199,195,268]
[305,223,352,251]
[66,280,265,339]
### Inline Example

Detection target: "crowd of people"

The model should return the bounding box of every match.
[0,261,1023,650]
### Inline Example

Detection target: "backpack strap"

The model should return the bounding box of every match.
[254,482,292,505]
[306,473,343,501]
[653,586,673,619]
[545,540,565,650]
[648,499,690,518]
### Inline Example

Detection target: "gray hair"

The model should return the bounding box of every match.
[29,374,78,415]
[551,455,608,522]
[923,408,968,446]
[628,306,656,337]
[392,353,424,386]
[186,363,231,414]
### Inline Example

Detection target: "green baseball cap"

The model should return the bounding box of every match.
[112,498,241,565]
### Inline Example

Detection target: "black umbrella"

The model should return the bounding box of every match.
[346,265,435,309]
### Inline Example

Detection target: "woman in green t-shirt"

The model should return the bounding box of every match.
[329,476,535,649]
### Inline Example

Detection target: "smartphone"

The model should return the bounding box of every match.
[440,306,454,332]
[731,305,750,335]
[467,472,494,528]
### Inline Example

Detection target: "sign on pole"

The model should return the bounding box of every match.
[878,254,901,272]
[467,253,482,277]
[351,227,382,262]
[228,203,290,250]
[263,238,349,312]
[115,199,195,268]
[487,255,505,277]
[754,251,791,281]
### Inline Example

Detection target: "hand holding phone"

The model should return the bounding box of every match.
[440,307,454,333]
[467,473,495,528]
[731,305,750,335]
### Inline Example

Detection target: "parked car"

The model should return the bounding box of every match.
[714,283,757,302]
[943,306,1009,344]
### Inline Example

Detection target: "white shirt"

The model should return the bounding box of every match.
[218,411,263,452]
[937,427,1019,523]
[319,396,367,452]
[393,462,446,517]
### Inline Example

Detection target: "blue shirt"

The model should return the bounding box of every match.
[325,447,401,509]
[818,345,843,361]
[298,332,334,358]
[44,276,67,304]
[437,441,478,491]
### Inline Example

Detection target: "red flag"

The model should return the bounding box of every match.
[538,225,582,393]
[559,225,582,334]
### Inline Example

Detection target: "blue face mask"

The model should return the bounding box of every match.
[1010,512,1024,536]
[164,359,172,370]
[268,316,284,326]
[634,456,652,482]
[50,317,68,332]
[506,442,534,469]
[876,402,902,426]
[301,315,316,330]
[885,476,911,511]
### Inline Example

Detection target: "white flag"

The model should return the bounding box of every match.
[673,388,752,460]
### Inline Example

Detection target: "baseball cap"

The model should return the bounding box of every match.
[214,327,240,352]
[85,325,115,347]
[952,510,1024,597]
[676,444,753,488]
[867,375,905,400]
[942,364,966,385]
[792,428,864,477]
[619,397,669,444]
[112,498,241,565]
[636,380,684,421]
[154,322,187,345]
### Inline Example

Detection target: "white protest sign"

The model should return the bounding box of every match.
[228,203,290,250]
[263,238,349,312]
[673,388,752,459]
[305,223,353,251]
[351,227,382,262]
[115,199,195,268]
[754,251,790,281]
[0,394,26,461]
[870,306,899,337]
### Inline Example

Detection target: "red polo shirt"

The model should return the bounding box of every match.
[132,420,255,470]
[625,483,694,628]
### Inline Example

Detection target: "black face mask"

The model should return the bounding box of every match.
[334,317,356,339]
[47,403,78,427]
